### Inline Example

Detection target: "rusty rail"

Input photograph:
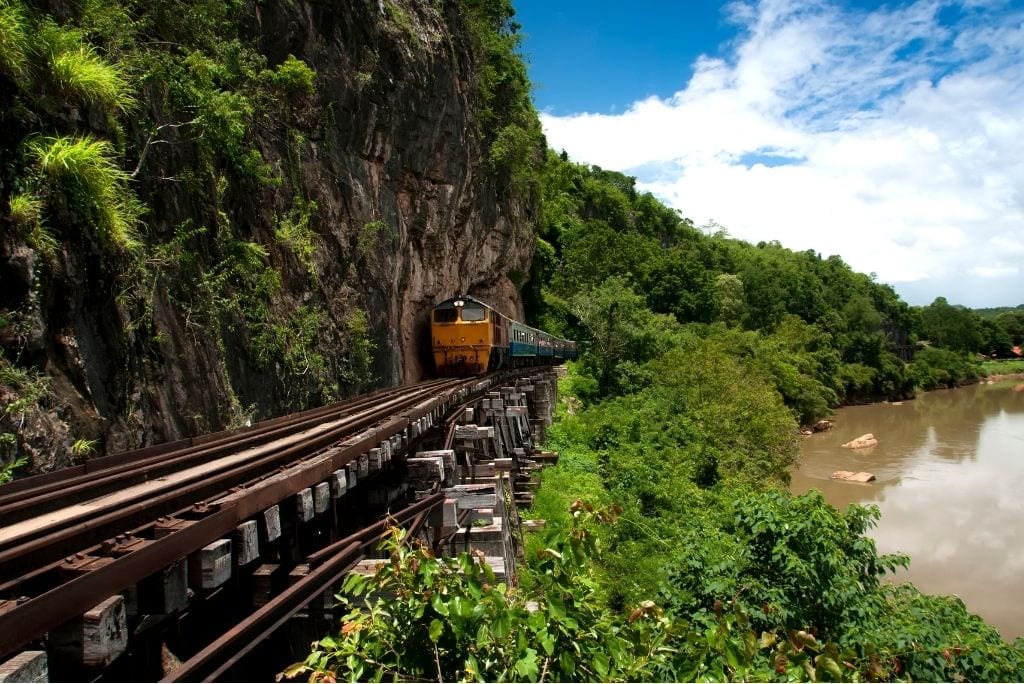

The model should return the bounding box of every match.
[0,380,449,524]
[165,492,447,682]
[0,373,497,660]
[0,381,457,578]
[0,364,556,667]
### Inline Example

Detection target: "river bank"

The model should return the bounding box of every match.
[984,372,1024,382]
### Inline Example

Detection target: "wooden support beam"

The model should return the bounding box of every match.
[235,521,259,566]
[0,651,47,683]
[50,595,128,669]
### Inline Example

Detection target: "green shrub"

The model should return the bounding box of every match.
[0,453,28,485]
[665,490,907,636]
[268,54,316,94]
[1,357,49,417]
[7,192,58,257]
[7,192,41,226]
[274,199,319,277]
[288,505,675,683]
[357,219,394,256]
[911,346,980,390]
[842,585,1024,681]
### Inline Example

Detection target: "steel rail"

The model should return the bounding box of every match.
[0,381,459,576]
[161,542,365,683]
[0,380,451,524]
[306,491,445,567]
[166,493,447,682]
[0,382,407,498]
[0,374,494,660]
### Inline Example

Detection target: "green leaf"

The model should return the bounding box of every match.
[593,651,609,678]
[816,654,844,680]
[492,612,512,640]
[558,650,575,676]
[452,596,473,619]
[465,654,480,680]
[476,623,491,650]
[515,649,540,681]
[429,618,443,642]
[724,639,742,671]
[431,592,449,616]
[280,661,307,679]
[539,631,555,656]
[547,594,567,621]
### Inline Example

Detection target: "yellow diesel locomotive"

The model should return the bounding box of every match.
[430,295,577,376]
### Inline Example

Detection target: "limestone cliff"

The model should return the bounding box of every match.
[0,0,544,474]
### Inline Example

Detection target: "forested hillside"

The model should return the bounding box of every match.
[527,151,1021,422]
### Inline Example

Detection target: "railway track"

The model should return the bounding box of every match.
[0,371,517,664]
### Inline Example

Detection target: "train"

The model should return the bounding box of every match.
[431,295,578,376]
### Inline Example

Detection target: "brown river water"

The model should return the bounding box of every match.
[790,379,1024,640]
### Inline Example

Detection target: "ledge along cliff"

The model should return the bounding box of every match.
[0,0,545,474]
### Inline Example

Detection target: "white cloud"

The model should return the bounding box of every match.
[539,0,1024,307]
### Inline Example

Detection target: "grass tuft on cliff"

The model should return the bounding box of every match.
[49,45,134,112]
[29,135,142,252]
[0,0,30,77]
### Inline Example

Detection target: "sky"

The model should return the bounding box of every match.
[514,0,1024,308]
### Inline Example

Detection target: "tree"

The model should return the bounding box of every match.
[714,273,746,327]
[995,310,1024,346]
[568,276,674,396]
[921,297,984,353]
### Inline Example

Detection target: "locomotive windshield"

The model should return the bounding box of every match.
[433,308,457,323]
[460,302,486,321]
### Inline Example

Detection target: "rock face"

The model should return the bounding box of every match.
[0,1,541,474]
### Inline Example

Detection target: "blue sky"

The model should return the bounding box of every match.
[515,0,1024,308]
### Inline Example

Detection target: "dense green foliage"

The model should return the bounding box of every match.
[528,153,1024,413]
[464,0,545,193]
[289,505,930,683]
[508,153,1024,681]
[290,506,672,683]
[0,0,366,436]
[5,0,1021,679]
